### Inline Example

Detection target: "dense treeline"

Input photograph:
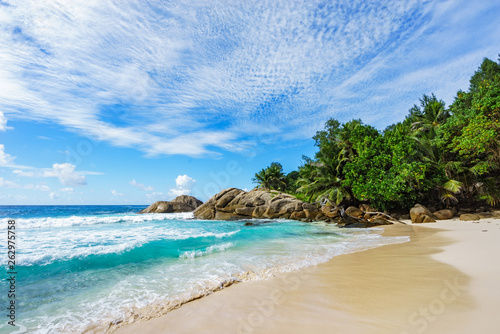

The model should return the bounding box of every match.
[253,56,500,211]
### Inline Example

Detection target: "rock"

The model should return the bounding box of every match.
[195,206,215,220]
[433,209,454,220]
[322,205,339,218]
[410,204,436,224]
[234,207,255,216]
[359,204,376,213]
[194,188,320,223]
[215,188,245,208]
[252,206,267,218]
[400,214,410,220]
[477,212,493,219]
[290,211,306,220]
[243,220,273,226]
[422,215,436,223]
[193,188,391,228]
[139,195,203,214]
[345,206,364,218]
[265,198,296,218]
[215,211,241,220]
[174,195,203,209]
[460,213,481,221]
[337,215,391,228]
[459,208,476,214]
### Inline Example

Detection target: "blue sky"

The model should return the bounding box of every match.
[0,0,499,205]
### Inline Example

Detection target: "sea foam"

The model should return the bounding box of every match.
[0,206,409,334]
[3,212,195,229]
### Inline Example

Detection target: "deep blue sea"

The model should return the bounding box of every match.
[0,205,407,333]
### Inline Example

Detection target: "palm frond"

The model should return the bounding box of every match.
[443,179,463,193]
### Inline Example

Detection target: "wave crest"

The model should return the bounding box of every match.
[2,212,195,229]
[179,242,235,259]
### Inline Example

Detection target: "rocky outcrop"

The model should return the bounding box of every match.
[410,204,436,223]
[345,206,364,218]
[194,188,319,221]
[194,188,394,228]
[139,195,203,214]
[477,212,493,219]
[433,209,454,220]
[459,213,481,221]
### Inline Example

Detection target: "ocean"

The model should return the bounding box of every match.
[0,205,408,333]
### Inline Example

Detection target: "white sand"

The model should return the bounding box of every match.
[113,218,500,334]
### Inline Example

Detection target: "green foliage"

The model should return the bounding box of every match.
[252,162,286,190]
[252,55,500,210]
[284,170,300,193]
[469,56,500,93]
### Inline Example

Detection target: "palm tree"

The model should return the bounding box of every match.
[296,154,350,205]
[410,94,449,138]
[252,162,286,190]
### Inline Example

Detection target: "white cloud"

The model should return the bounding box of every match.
[129,179,154,191]
[38,185,51,192]
[13,169,35,177]
[0,0,498,155]
[0,144,15,166]
[0,112,12,131]
[61,187,74,192]
[49,192,59,199]
[44,163,87,186]
[111,189,123,196]
[0,177,18,188]
[23,184,50,191]
[168,175,195,197]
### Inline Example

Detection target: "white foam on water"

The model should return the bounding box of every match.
[15,224,241,266]
[0,212,195,229]
[179,242,236,259]
[8,221,410,334]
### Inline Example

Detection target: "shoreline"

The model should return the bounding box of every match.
[113,219,500,334]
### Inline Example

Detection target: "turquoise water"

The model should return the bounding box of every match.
[0,206,408,333]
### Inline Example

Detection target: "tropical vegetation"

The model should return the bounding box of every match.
[253,55,500,211]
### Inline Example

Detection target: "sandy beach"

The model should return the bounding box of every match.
[114,218,500,334]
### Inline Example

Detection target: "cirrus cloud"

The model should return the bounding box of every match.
[129,179,154,191]
[0,0,498,156]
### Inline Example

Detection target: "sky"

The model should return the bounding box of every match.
[0,0,499,205]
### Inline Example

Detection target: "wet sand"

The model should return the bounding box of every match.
[114,219,500,334]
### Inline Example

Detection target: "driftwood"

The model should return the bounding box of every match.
[320,197,406,225]
[364,212,407,225]
[320,197,340,210]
